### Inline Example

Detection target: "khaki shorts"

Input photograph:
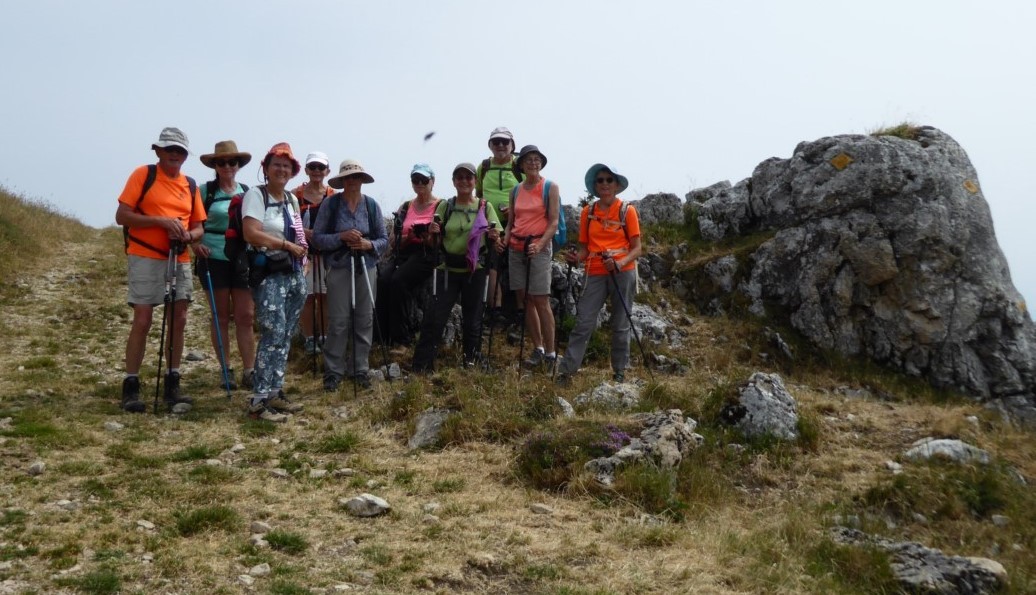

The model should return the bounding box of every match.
[509,245,552,295]
[305,254,328,295]
[128,255,193,305]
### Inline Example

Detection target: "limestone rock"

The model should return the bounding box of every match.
[629,193,684,226]
[721,372,799,441]
[340,493,391,517]
[407,407,454,450]
[904,438,990,465]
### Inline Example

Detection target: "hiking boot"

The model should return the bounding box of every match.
[555,373,572,387]
[241,369,255,390]
[163,372,194,409]
[612,370,626,383]
[522,349,545,369]
[267,390,304,413]
[121,377,146,413]
[220,368,238,391]
[304,337,321,355]
[353,372,371,390]
[247,398,287,423]
[544,353,557,374]
[323,375,340,392]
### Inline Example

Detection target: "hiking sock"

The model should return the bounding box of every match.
[545,352,556,359]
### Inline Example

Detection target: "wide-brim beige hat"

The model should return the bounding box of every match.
[328,159,375,188]
[200,140,252,168]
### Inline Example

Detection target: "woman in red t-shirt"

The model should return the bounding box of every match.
[555,163,643,386]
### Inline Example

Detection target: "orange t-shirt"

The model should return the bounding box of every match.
[579,200,640,276]
[118,165,205,262]
[509,178,550,250]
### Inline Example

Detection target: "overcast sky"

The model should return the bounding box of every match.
[2,1,1033,308]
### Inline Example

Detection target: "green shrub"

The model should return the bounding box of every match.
[266,530,309,555]
[174,505,239,536]
[515,422,633,490]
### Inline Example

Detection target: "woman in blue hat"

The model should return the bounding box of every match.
[555,164,642,386]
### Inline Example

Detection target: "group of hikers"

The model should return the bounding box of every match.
[115,126,643,421]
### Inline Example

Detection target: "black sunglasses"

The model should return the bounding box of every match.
[214,158,239,168]
[162,146,188,156]
[595,176,615,184]
[306,163,327,172]
[411,177,431,185]
[490,138,510,147]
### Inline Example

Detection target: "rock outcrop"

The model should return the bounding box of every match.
[686,127,1036,409]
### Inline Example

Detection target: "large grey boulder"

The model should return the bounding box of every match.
[629,193,684,226]
[904,438,990,465]
[721,372,799,441]
[584,409,704,485]
[690,127,1036,407]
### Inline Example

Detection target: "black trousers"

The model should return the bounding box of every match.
[412,268,488,372]
[376,248,436,344]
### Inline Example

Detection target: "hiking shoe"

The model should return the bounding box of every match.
[247,398,287,423]
[522,349,545,369]
[544,354,557,374]
[353,373,371,390]
[241,369,255,390]
[163,372,194,408]
[612,370,626,383]
[555,373,572,387]
[267,390,304,413]
[304,337,321,355]
[323,375,340,392]
[121,377,146,413]
[220,368,238,391]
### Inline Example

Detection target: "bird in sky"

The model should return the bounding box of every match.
[424,131,436,142]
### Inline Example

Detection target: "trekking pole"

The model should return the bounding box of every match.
[310,253,320,378]
[483,243,502,371]
[350,251,358,401]
[359,252,390,380]
[516,236,533,372]
[202,257,232,399]
[154,246,176,414]
[475,224,496,367]
[607,263,654,382]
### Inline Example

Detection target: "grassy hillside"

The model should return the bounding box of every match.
[0,186,93,289]
[0,194,1034,593]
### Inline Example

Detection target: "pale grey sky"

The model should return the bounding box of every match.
[2,0,1032,308]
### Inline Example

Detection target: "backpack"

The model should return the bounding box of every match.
[583,199,631,242]
[224,186,302,262]
[321,193,380,258]
[202,181,249,234]
[123,164,197,256]
[392,198,441,254]
[477,157,521,198]
[509,180,566,250]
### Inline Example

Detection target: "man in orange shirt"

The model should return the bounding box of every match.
[115,127,206,413]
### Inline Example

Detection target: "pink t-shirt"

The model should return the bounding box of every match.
[401,199,438,246]
[509,178,549,250]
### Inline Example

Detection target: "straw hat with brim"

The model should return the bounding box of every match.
[513,144,547,177]
[328,159,375,188]
[584,163,630,197]
[200,140,252,169]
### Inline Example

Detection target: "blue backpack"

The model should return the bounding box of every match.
[509,180,567,250]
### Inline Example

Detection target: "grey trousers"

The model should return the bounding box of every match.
[558,269,636,376]
[323,263,377,379]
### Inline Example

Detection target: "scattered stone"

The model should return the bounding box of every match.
[170,403,191,415]
[248,562,271,577]
[340,493,391,517]
[333,468,356,478]
[408,407,454,450]
[141,553,153,563]
[239,574,256,586]
[885,460,903,475]
[184,351,205,362]
[249,535,269,548]
[0,417,11,430]
[250,521,272,534]
[721,372,799,441]
[422,502,442,514]
[530,503,553,515]
[965,415,980,426]
[55,499,78,511]
[353,571,375,585]
[991,515,1010,528]
[585,410,704,485]
[365,480,381,489]
[832,527,1007,594]
[904,438,990,465]
[204,459,223,467]
[103,421,124,432]
[422,514,440,525]
[555,396,575,417]
[27,461,45,476]
[309,469,328,479]
[136,520,155,531]
[230,443,246,453]
[912,513,929,525]
[269,468,290,479]
[332,406,350,419]
[574,381,643,409]
[387,363,403,380]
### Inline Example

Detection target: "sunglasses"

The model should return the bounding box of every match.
[214,158,239,168]
[411,177,431,185]
[162,146,188,156]
[306,163,327,172]
[490,138,510,147]
[595,176,615,185]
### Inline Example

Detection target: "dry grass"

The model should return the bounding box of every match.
[0,192,1034,593]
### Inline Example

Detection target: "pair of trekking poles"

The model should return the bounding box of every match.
[347,249,391,400]
[154,241,190,413]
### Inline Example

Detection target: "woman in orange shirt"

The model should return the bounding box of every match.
[555,164,642,386]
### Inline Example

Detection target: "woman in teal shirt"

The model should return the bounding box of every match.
[412,163,502,371]
[192,140,256,390]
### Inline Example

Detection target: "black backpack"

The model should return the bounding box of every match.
[122,164,197,256]
[223,186,269,262]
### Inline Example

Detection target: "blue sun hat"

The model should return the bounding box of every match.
[584,163,629,197]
